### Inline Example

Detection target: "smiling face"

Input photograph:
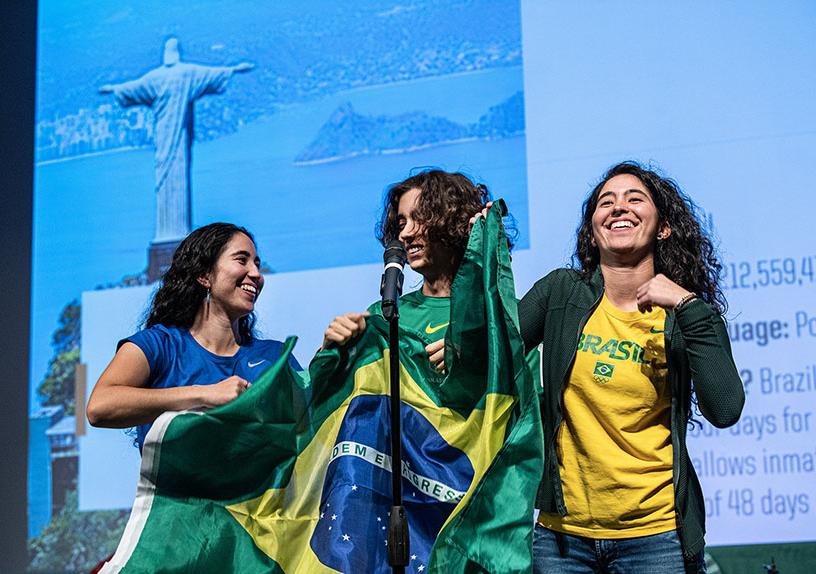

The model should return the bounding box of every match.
[397,187,456,281]
[202,232,263,320]
[591,174,670,264]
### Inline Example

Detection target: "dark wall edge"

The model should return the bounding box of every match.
[0,0,37,572]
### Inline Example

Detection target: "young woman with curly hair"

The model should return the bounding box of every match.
[520,162,744,573]
[322,169,499,367]
[87,222,298,451]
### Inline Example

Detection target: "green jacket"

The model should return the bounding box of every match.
[518,268,744,558]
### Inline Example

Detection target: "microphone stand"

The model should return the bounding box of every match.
[383,300,409,571]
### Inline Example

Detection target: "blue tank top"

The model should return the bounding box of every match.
[120,324,298,450]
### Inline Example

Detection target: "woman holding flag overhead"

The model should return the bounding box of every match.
[323,169,507,355]
[87,222,297,451]
[319,169,545,572]
[519,161,744,573]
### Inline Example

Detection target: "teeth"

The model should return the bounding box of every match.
[241,284,257,294]
[408,246,421,254]
[611,221,634,229]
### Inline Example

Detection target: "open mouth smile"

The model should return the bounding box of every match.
[239,283,258,298]
[406,244,424,257]
[608,220,637,231]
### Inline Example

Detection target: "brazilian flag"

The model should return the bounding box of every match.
[99,202,543,573]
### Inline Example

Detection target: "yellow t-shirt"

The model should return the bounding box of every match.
[538,295,676,538]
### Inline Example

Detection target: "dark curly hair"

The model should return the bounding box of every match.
[144,223,257,342]
[574,161,726,313]
[377,169,514,271]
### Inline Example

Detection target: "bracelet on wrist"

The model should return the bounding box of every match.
[674,293,697,311]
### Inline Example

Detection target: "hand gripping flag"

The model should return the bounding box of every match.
[100,201,544,573]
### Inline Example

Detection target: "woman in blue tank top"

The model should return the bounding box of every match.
[86,222,295,450]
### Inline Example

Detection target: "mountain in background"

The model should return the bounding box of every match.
[295,91,524,164]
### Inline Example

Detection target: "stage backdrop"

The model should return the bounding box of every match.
[28,1,816,572]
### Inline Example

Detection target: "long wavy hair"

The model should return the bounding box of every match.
[574,161,726,313]
[377,169,514,271]
[145,223,257,341]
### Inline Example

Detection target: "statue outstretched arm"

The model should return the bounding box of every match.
[233,62,255,73]
[99,73,158,107]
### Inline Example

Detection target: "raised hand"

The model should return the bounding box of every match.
[200,375,251,408]
[636,273,693,313]
[425,338,446,373]
[468,201,494,228]
[322,312,369,349]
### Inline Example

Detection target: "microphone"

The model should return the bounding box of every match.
[380,239,406,321]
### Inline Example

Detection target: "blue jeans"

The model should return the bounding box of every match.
[532,525,706,574]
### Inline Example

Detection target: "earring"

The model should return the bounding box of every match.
[206,288,211,304]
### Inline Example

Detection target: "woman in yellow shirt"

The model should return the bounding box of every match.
[520,162,744,573]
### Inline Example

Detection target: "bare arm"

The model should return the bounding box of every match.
[86,342,249,428]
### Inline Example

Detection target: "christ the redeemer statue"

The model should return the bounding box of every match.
[100,38,253,244]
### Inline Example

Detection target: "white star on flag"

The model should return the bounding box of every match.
[342,534,350,541]
[411,554,417,560]
[351,484,358,491]
[331,514,337,520]
[418,565,425,572]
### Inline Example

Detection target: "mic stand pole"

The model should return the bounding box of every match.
[384,303,409,572]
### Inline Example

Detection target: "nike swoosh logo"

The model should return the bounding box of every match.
[425,322,449,334]
[248,360,267,368]
[650,327,664,334]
